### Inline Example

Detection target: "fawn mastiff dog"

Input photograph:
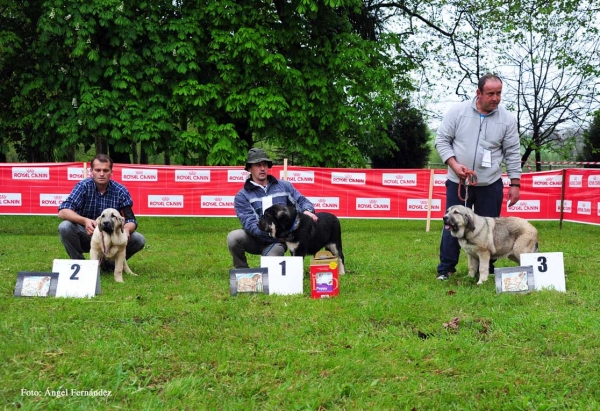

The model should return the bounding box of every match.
[90,208,137,282]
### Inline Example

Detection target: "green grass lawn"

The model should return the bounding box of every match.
[1,215,599,410]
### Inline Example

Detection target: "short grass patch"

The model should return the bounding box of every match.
[1,215,599,410]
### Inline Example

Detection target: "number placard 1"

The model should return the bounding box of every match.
[52,259,101,298]
[520,252,566,292]
[260,256,304,295]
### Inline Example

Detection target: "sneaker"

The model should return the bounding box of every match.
[436,271,455,281]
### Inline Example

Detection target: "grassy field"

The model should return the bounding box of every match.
[1,214,599,410]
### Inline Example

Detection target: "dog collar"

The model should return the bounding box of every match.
[291,215,300,231]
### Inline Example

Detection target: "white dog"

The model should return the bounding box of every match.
[90,208,137,282]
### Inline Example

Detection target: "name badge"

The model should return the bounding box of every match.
[482,149,492,168]
[262,196,273,211]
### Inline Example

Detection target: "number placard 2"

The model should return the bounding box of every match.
[53,259,101,298]
[260,256,304,295]
[520,252,566,292]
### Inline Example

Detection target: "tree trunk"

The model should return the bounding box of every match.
[66,144,75,162]
[94,135,108,155]
[140,141,149,165]
[521,146,533,170]
[131,142,139,164]
[108,143,131,164]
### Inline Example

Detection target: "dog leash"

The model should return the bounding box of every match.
[99,232,107,266]
[458,170,478,204]
[100,232,115,265]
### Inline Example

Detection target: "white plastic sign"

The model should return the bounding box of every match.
[520,252,566,292]
[53,259,101,298]
[260,256,304,295]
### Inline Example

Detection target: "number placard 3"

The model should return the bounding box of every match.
[53,259,101,298]
[520,252,565,292]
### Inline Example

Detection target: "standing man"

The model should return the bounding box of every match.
[227,148,317,269]
[58,154,145,266]
[435,74,522,280]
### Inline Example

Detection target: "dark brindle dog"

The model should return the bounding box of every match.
[258,204,345,274]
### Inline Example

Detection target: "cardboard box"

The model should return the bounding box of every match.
[310,251,339,299]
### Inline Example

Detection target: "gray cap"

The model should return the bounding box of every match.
[245,148,273,171]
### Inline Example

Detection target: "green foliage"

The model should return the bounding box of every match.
[397,0,599,170]
[579,111,600,166]
[1,0,412,166]
[371,99,431,168]
[1,215,600,409]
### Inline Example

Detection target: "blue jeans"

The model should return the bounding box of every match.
[437,178,504,274]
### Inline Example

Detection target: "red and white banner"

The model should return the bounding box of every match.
[1,163,600,225]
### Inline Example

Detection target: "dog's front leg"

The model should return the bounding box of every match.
[466,252,478,278]
[90,246,100,261]
[477,250,491,285]
[113,251,125,283]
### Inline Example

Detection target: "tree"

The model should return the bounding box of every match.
[1,0,413,166]
[371,100,430,168]
[367,0,600,169]
[579,111,600,167]
[497,5,600,170]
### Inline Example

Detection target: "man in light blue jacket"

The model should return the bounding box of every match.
[435,74,522,281]
[227,148,317,268]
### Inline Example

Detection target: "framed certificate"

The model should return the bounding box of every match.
[229,267,269,296]
[494,266,535,294]
[14,272,59,297]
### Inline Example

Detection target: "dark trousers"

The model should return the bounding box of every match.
[437,178,504,274]
[58,220,146,260]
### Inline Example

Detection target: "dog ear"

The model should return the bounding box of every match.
[96,216,103,232]
[117,215,125,234]
[465,212,475,232]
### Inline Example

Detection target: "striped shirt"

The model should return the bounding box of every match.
[59,178,137,226]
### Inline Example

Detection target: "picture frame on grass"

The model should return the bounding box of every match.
[14,272,59,297]
[494,266,535,294]
[229,267,269,296]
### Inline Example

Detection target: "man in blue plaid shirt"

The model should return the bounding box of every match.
[58,154,145,267]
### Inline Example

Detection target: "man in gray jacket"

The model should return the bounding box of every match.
[227,148,317,269]
[435,74,522,280]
